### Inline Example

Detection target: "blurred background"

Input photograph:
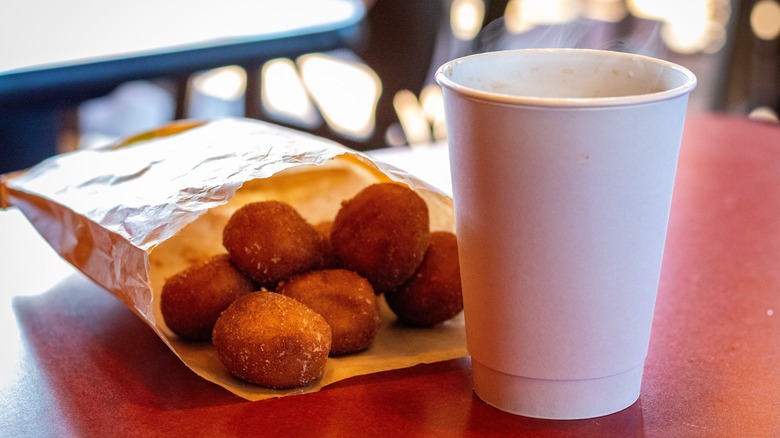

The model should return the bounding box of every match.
[38,0,780,155]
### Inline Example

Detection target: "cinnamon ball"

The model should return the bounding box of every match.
[278,269,380,355]
[223,201,324,289]
[161,254,255,340]
[212,291,332,389]
[385,231,463,327]
[330,183,430,293]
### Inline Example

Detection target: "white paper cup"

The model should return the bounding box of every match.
[436,49,696,420]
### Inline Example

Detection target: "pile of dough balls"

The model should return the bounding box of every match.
[160,182,462,389]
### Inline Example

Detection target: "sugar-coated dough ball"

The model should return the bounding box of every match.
[278,269,380,355]
[212,291,332,389]
[223,201,324,289]
[385,231,463,327]
[161,254,255,340]
[330,183,430,293]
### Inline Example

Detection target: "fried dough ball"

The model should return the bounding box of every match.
[330,183,430,294]
[223,201,324,289]
[160,254,255,340]
[385,231,463,327]
[212,291,332,389]
[278,269,380,356]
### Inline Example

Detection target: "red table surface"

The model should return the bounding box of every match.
[2,113,779,437]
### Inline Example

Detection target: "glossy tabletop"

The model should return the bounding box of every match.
[1,113,779,436]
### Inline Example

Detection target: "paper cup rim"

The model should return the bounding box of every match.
[435,48,697,108]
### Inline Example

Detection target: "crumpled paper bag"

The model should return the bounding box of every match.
[0,118,466,400]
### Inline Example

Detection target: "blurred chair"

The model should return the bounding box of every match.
[247,0,445,150]
[721,0,780,121]
[75,0,778,157]
[76,0,443,152]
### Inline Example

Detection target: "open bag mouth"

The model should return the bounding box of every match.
[1,117,466,400]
